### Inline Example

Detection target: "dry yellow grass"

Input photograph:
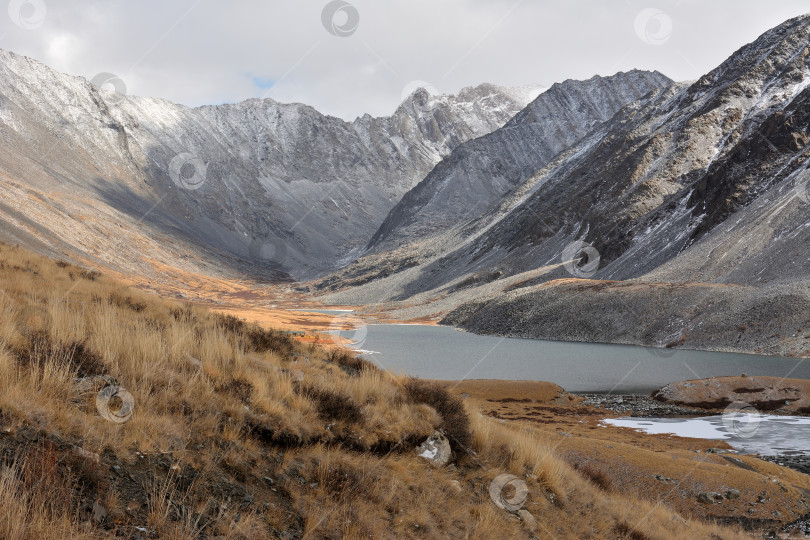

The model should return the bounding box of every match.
[0,243,754,539]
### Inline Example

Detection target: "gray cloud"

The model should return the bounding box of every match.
[1,0,808,119]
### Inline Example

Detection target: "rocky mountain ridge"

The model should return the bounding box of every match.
[317,13,810,357]
[0,48,541,279]
[367,70,673,251]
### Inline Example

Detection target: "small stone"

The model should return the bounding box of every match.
[74,446,100,464]
[281,369,305,382]
[697,492,723,504]
[725,489,741,500]
[92,501,107,523]
[74,374,119,395]
[517,509,537,532]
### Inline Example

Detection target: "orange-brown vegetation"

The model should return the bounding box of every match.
[0,243,767,538]
[447,380,810,531]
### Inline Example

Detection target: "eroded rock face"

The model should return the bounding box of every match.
[436,14,810,290]
[415,431,452,467]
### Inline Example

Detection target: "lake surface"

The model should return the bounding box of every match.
[339,324,810,393]
[604,415,810,456]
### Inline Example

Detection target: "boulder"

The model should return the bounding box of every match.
[416,431,452,467]
[651,376,810,414]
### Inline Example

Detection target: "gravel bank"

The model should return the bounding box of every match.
[760,455,810,476]
[576,393,710,417]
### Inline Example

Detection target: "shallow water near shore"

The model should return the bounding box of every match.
[339,323,810,393]
[603,415,810,456]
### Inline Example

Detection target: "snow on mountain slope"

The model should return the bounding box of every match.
[409,13,810,289]
[435,13,810,355]
[367,70,672,251]
[0,48,539,278]
[316,13,810,358]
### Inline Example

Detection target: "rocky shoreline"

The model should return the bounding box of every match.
[760,455,810,476]
[576,393,710,417]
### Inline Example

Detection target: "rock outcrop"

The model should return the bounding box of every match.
[651,376,810,414]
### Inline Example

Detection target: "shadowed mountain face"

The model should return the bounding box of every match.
[366,70,673,252]
[0,48,541,279]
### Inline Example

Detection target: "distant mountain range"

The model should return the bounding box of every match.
[316,13,810,357]
[367,69,672,252]
[1,13,809,356]
[0,50,541,278]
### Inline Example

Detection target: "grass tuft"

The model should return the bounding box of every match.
[403,379,472,452]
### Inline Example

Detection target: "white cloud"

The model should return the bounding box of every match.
[44,31,81,71]
[0,0,807,120]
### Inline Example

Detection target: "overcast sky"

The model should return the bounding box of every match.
[1,0,808,120]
